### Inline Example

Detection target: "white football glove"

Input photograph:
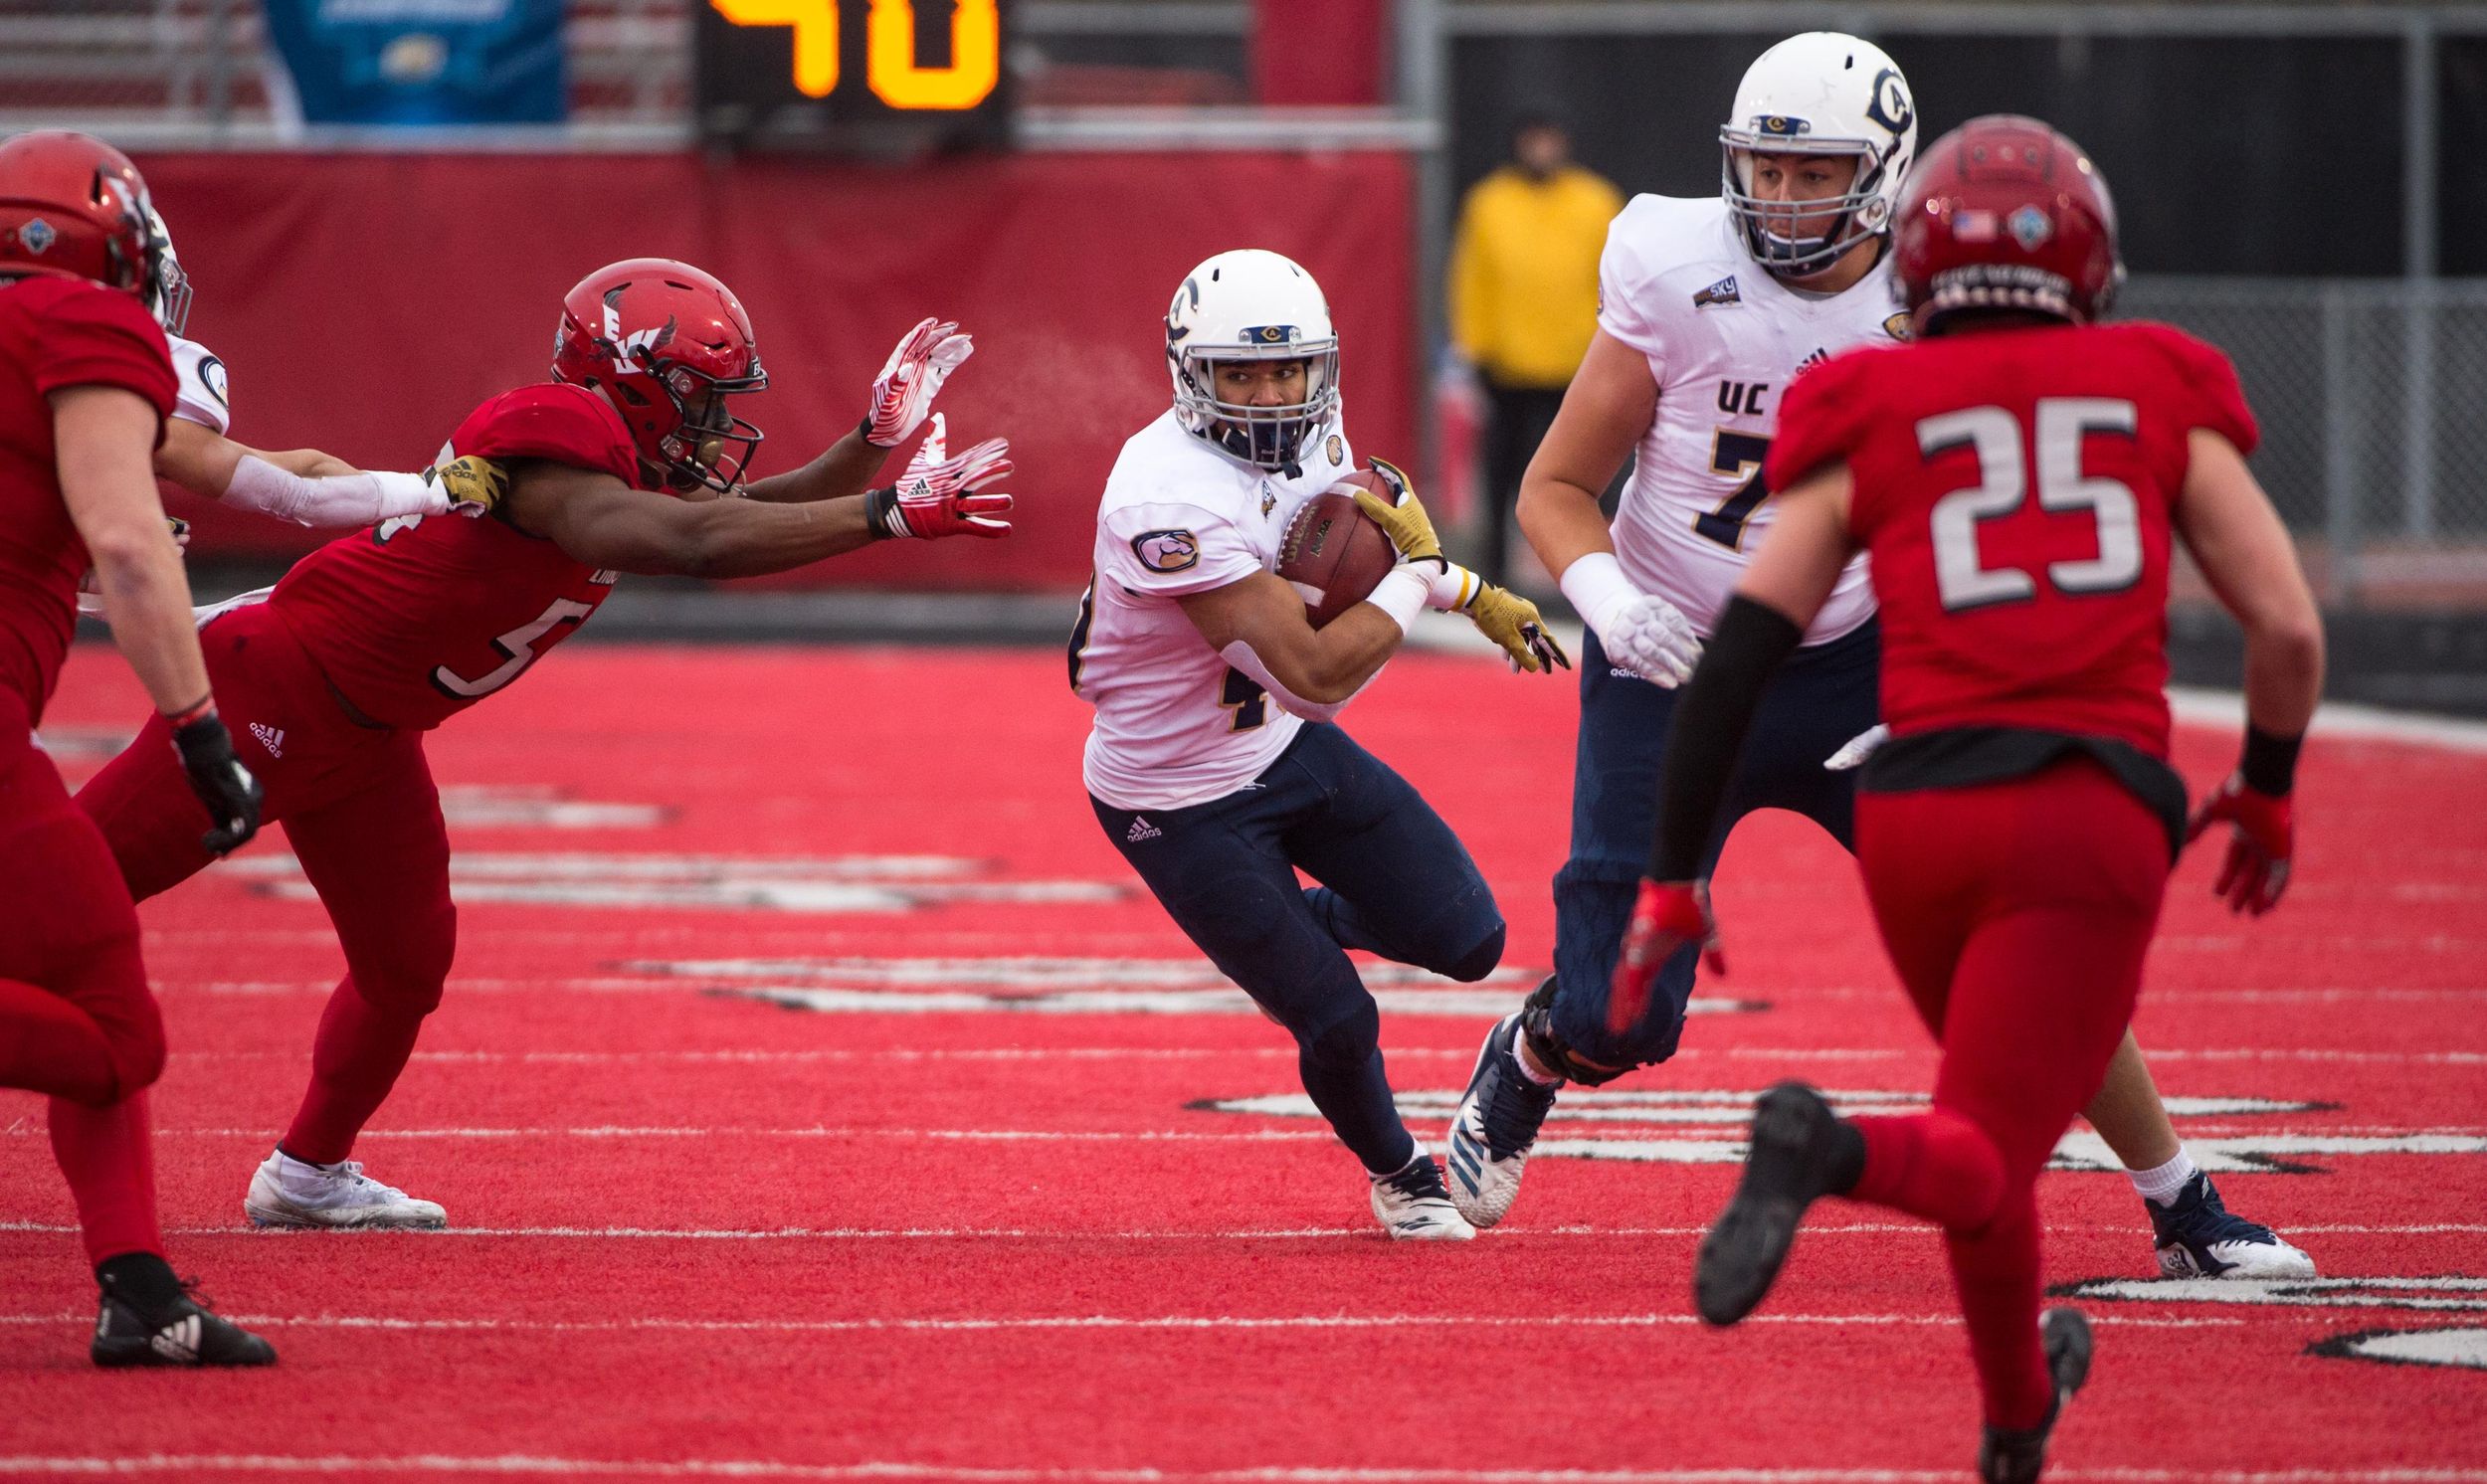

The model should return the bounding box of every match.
[1823,724,1890,772]
[1560,552,1702,687]
[862,316,974,449]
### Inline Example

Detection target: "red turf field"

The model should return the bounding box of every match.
[4,643,2484,1481]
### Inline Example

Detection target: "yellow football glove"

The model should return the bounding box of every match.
[427,455,508,517]
[1348,458,1442,567]
[1465,582,1572,674]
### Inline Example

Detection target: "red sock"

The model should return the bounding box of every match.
[283,976,426,1166]
[0,980,118,1103]
[1947,1195,2054,1429]
[49,1089,164,1266]
[1849,1109,2007,1229]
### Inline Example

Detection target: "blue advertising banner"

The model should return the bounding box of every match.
[261,0,567,126]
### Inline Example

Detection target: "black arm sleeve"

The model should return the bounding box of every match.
[1647,594,1806,880]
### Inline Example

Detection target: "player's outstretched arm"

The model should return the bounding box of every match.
[1178,566,1431,713]
[2173,430,2326,915]
[154,417,498,526]
[501,458,882,578]
[55,386,261,853]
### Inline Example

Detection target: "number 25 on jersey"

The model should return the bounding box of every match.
[1919,398,2142,613]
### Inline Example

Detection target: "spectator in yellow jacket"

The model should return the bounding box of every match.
[1449,116,1622,584]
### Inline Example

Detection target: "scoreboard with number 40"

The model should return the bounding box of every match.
[696,0,1008,148]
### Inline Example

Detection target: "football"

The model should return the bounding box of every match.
[1276,471,1401,628]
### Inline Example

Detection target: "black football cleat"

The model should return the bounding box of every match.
[1693,1081,1863,1326]
[92,1279,278,1369]
[1976,1307,2093,1484]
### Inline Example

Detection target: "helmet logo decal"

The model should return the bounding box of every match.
[19,217,54,255]
[1130,529,1200,574]
[1242,324,1299,345]
[2008,205,2053,250]
[1865,68,1914,136]
[1756,115,1810,136]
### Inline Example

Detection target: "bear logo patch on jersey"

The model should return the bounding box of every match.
[1131,529,1200,574]
[1325,433,1343,467]
[1883,313,1915,342]
[1693,277,1742,309]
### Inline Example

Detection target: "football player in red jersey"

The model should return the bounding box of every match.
[0,129,275,1366]
[1613,117,2324,1480]
[74,257,1012,1230]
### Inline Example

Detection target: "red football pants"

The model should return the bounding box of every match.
[74,601,456,1166]
[2,687,167,1264]
[1849,759,2168,1430]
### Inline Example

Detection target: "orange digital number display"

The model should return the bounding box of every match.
[709,0,1000,110]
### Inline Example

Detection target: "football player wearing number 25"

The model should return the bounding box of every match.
[1446,32,2312,1287]
[73,261,1013,1232]
[1072,250,1562,1241]
[1624,115,2324,1480]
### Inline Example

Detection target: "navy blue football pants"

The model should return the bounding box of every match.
[1550,620,1880,1070]
[1094,722,1506,1175]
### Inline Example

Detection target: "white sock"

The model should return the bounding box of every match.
[1513,1034,1564,1086]
[2128,1149,2199,1206]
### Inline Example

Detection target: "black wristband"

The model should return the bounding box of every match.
[864,486,902,540]
[858,415,880,448]
[1647,594,1804,880]
[2238,724,2302,798]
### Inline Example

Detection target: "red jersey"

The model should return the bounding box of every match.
[0,278,175,718]
[268,383,643,730]
[1767,320,2257,761]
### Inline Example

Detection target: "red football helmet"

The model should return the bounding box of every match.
[0,130,169,311]
[552,258,767,492]
[1894,114,2122,336]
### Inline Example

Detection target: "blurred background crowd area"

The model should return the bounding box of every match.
[7,0,2485,710]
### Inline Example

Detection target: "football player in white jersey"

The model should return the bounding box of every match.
[1074,249,1565,1240]
[1443,33,2313,1282]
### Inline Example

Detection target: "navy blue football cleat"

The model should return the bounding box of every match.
[1444,1011,1561,1227]
[2148,1171,2315,1279]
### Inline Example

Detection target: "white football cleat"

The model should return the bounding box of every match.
[1369,1146,1476,1241]
[245,1148,447,1230]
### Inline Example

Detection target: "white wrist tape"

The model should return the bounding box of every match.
[1427,561,1483,613]
[1218,639,1346,724]
[225,455,444,528]
[1366,564,1434,636]
[1558,550,1639,639]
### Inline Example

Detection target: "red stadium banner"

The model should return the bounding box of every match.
[133,149,1416,590]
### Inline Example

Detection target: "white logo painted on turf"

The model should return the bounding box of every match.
[225,854,1127,915]
[1195,1090,2475,1174]
[620,957,1765,1020]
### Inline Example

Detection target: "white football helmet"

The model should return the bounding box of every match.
[145,205,191,336]
[1165,249,1339,473]
[1720,32,1918,278]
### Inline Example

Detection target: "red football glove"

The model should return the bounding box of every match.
[1609,878,1723,1035]
[2187,774,2294,916]
[868,427,1013,540]
[862,316,974,449]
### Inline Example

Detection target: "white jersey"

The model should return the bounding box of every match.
[167,334,230,435]
[1076,409,1356,811]
[1598,194,1904,646]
